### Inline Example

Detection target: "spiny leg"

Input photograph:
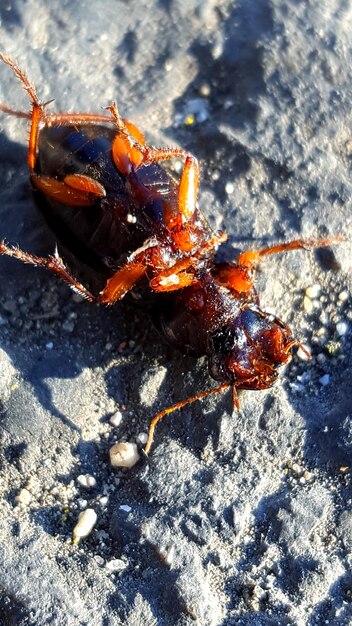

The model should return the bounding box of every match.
[0,241,96,300]
[144,382,231,455]
[237,235,344,270]
[216,235,344,296]
[0,241,151,304]
[0,53,40,106]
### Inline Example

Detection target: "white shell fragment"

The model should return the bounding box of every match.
[73,508,97,543]
[109,442,140,468]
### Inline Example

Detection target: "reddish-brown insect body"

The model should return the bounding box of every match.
[0,54,341,453]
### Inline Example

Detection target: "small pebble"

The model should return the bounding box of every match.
[77,474,97,488]
[109,442,140,468]
[136,432,148,445]
[105,558,127,572]
[119,504,132,513]
[316,353,327,365]
[46,341,54,350]
[110,411,123,427]
[303,296,314,314]
[338,290,349,302]
[305,284,321,299]
[73,508,97,543]
[319,374,330,386]
[336,321,348,336]
[225,182,234,195]
[15,488,32,505]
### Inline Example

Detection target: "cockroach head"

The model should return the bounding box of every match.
[208,307,297,390]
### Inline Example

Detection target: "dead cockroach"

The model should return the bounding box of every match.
[0,54,341,454]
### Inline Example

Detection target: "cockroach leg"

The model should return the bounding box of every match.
[31,173,105,207]
[150,255,198,292]
[98,261,147,304]
[238,235,345,270]
[0,241,96,301]
[144,382,231,455]
[0,53,40,107]
[0,104,31,119]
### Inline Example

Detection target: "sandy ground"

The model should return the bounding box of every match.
[0,1,351,625]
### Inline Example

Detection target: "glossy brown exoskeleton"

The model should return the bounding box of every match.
[0,54,341,453]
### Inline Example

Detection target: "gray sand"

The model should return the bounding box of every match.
[0,2,351,625]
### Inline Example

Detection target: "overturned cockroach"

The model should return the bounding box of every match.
[0,54,341,453]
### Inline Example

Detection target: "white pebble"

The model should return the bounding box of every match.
[336,321,348,336]
[46,341,54,350]
[109,442,140,468]
[136,432,148,445]
[305,284,321,299]
[119,504,132,513]
[338,290,349,302]
[110,411,123,427]
[225,182,234,195]
[303,296,314,314]
[126,213,137,224]
[105,558,127,572]
[73,508,97,542]
[77,474,97,488]
[319,374,330,386]
[15,488,32,505]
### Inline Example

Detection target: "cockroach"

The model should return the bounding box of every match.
[0,54,342,454]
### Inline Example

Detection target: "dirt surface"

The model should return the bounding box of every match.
[0,1,351,625]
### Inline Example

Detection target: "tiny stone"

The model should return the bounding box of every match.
[110,411,123,427]
[336,321,348,336]
[303,296,314,314]
[62,319,75,333]
[46,341,54,350]
[99,496,109,506]
[78,499,88,509]
[15,488,32,505]
[338,290,349,302]
[119,504,132,513]
[77,474,97,488]
[136,432,148,445]
[199,82,210,97]
[94,555,105,567]
[105,558,127,572]
[319,374,330,386]
[73,508,97,542]
[225,182,234,195]
[305,284,321,299]
[316,353,327,364]
[109,442,140,468]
